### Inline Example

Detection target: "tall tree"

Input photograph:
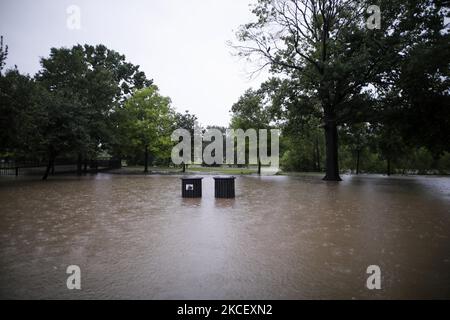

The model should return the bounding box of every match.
[259,77,325,172]
[341,123,372,174]
[34,90,91,180]
[230,88,273,174]
[175,111,198,172]
[382,13,450,156]
[232,0,446,181]
[0,69,37,157]
[119,86,174,173]
[36,44,153,171]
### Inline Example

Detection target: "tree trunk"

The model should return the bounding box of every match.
[323,117,341,181]
[387,157,391,176]
[315,135,321,172]
[42,154,55,181]
[256,144,262,175]
[182,163,186,173]
[83,160,88,173]
[356,149,361,175]
[144,145,149,173]
[77,153,82,176]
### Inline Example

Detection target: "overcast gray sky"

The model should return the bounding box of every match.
[0,0,269,127]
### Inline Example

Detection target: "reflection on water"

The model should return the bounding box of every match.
[0,174,449,299]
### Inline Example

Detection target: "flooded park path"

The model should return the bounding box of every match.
[0,174,449,299]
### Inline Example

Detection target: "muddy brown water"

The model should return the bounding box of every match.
[0,174,449,299]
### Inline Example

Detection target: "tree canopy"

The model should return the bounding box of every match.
[118,86,175,172]
[231,0,449,180]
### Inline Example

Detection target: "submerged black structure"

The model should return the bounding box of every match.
[214,176,236,198]
[181,177,203,198]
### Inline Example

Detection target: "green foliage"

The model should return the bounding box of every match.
[1,40,199,176]
[0,41,180,177]
[230,88,276,171]
[117,86,175,165]
[231,88,272,130]
[32,89,91,160]
[436,152,450,175]
[175,111,198,133]
[0,69,37,156]
[1,1,449,181]
[231,1,449,177]
[36,44,153,158]
[281,135,324,172]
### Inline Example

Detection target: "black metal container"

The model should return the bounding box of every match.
[181,177,203,198]
[214,176,236,198]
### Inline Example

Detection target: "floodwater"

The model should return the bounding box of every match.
[0,173,449,299]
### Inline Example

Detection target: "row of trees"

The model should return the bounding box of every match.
[229,0,449,179]
[0,39,197,179]
[1,0,449,181]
